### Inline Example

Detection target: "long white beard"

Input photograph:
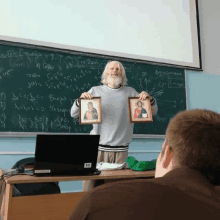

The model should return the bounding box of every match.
[107,76,122,88]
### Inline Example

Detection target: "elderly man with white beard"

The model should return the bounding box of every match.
[70,60,158,191]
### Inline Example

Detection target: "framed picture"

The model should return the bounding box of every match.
[79,97,102,124]
[128,97,153,123]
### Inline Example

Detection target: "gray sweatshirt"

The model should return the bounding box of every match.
[71,85,158,152]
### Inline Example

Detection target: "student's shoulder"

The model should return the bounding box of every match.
[88,178,164,199]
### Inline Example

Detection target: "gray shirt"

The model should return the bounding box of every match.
[71,85,158,151]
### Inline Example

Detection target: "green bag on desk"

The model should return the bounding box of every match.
[126,156,157,171]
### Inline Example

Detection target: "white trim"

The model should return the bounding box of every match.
[0,132,166,138]
[0,33,201,70]
[129,150,160,154]
[0,152,35,155]
[185,69,189,110]
[0,150,161,155]
[104,85,123,90]
[61,190,83,193]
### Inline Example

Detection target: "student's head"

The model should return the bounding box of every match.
[155,109,220,185]
[101,61,128,86]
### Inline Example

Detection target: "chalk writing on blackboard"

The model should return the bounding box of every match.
[168,79,184,88]
[0,43,186,135]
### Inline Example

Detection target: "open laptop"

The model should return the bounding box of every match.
[33,134,101,176]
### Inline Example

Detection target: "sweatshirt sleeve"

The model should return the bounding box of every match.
[150,97,158,116]
[70,98,80,118]
[70,87,94,118]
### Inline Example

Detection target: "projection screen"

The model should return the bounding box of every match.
[0,0,202,70]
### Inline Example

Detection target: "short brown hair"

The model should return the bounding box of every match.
[165,109,220,185]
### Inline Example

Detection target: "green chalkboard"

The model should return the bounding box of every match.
[0,41,187,136]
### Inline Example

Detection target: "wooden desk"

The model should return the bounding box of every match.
[2,169,155,220]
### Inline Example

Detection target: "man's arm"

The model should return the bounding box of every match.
[70,88,94,118]
[70,98,80,118]
[150,97,158,116]
[138,91,158,116]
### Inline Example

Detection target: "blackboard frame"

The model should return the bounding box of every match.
[0,35,202,71]
[0,37,188,138]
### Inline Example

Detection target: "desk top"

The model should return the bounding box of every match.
[5,169,155,184]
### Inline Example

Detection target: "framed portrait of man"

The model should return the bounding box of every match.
[128,97,153,123]
[79,97,102,124]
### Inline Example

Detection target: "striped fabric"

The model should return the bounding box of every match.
[98,145,129,152]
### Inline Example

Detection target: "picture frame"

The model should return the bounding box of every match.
[79,97,102,124]
[128,97,153,123]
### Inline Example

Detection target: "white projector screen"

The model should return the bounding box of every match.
[0,0,201,70]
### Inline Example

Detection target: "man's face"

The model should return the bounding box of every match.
[106,62,123,88]
[107,62,121,77]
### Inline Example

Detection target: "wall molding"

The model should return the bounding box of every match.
[0,150,161,155]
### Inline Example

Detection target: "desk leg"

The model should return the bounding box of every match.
[3,184,13,220]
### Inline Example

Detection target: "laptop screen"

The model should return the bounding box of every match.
[34,134,100,174]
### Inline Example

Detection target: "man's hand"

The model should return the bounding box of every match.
[138,91,151,100]
[80,92,93,99]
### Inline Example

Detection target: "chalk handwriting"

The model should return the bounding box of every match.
[12,92,44,102]
[47,71,63,81]
[28,81,42,89]
[168,79,184,88]
[0,69,13,80]
[45,81,71,90]
[151,89,164,98]
[9,59,26,68]
[72,117,79,125]
[49,105,69,117]
[0,113,6,128]
[49,94,67,104]
[155,70,182,77]
[0,49,23,59]
[63,75,73,82]
[15,103,45,112]
[158,82,167,88]
[43,63,54,70]
[0,92,6,110]
[26,73,40,78]
[18,114,49,132]
[51,117,71,132]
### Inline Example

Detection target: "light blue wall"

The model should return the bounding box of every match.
[1,71,220,192]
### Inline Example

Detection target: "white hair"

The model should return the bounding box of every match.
[101,61,128,86]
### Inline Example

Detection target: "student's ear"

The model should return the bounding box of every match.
[161,145,174,169]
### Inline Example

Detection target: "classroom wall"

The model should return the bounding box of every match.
[0,0,220,193]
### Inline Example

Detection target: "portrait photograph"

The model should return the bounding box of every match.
[128,97,153,123]
[79,97,102,124]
